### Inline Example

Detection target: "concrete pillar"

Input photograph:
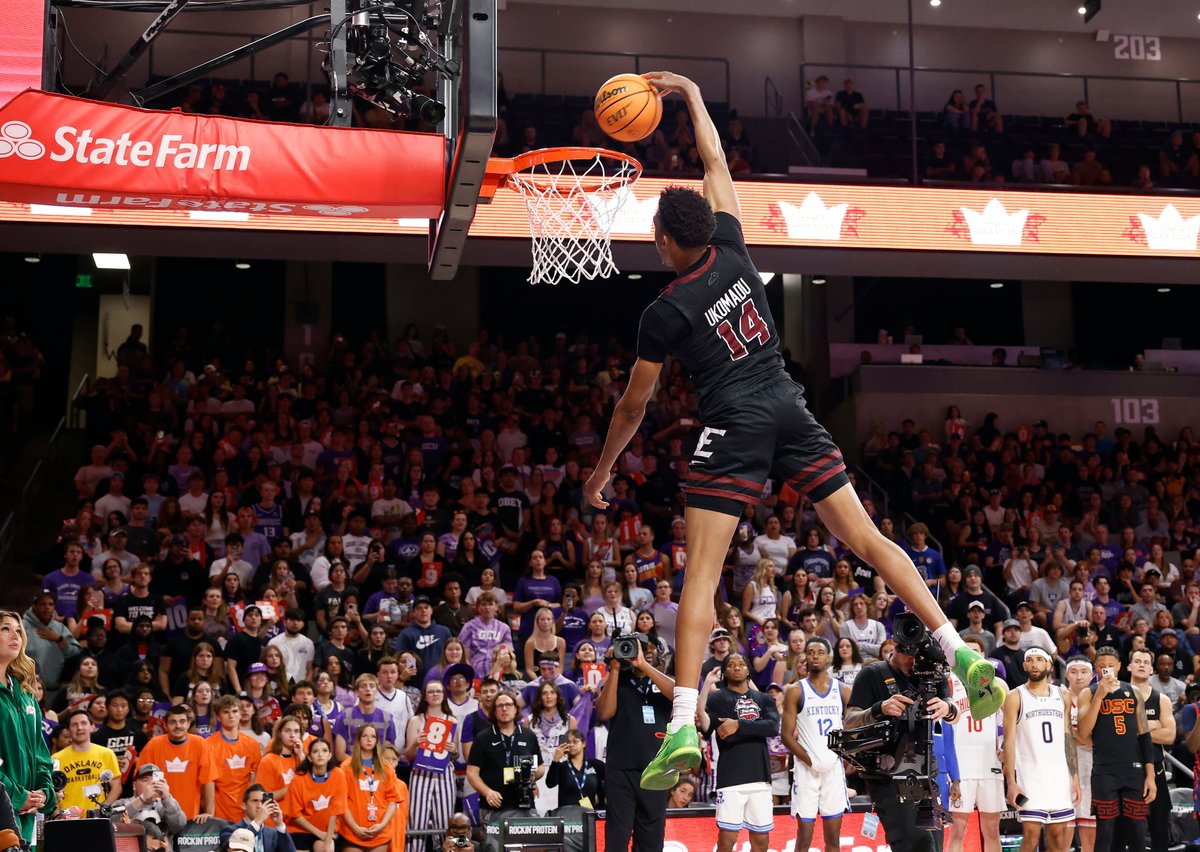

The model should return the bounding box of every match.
[385,264,479,351]
[283,261,333,369]
[1022,280,1074,351]
[97,293,152,378]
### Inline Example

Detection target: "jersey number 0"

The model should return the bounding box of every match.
[715,300,771,361]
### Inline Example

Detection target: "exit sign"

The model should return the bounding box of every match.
[75,274,92,289]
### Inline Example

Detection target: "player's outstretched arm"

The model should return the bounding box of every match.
[584,358,663,508]
[642,71,740,220]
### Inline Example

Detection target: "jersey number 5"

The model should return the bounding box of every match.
[716,300,771,361]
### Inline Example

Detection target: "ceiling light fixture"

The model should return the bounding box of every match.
[1157,287,1171,293]
[1079,0,1101,22]
[93,252,130,270]
[235,261,251,270]
[929,0,941,7]
[812,276,827,284]
[23,254,40,263]
[990,282,1005,289]
[627,273,642,280]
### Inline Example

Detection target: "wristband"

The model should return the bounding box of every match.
[870,700,885,720]
[1138,731,1154,764]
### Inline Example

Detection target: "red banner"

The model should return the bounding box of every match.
[596,810,982,852]
[0,90,445,218]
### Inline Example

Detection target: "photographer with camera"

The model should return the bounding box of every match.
[843,614,958,852]
[441,813,476,852]
[465,691,544,822]
[595,630,674,852]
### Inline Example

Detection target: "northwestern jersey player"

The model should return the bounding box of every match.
[1003,648,1078,852]
[583,70,1003,792]
[781,638,849,852]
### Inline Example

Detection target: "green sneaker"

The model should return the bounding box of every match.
[640,724,701,790]
[954,645,1006,720]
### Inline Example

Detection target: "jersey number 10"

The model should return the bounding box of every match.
[716,300,771,361]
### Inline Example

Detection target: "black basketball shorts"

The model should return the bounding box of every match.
[684,378,850,517]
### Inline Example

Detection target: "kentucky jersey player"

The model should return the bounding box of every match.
[583,70,1002,792]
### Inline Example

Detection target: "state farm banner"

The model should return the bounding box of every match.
[0,89,445,218]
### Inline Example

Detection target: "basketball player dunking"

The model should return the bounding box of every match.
[583,70,1004,791]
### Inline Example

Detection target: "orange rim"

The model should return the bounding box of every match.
[481,146,642,199]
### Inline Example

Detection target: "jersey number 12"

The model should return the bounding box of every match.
[716,300,771,361]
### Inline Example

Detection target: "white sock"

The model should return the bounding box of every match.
[932,623,966,659]
[670,687,698,731]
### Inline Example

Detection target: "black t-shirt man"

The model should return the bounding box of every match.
[466,720,541,812]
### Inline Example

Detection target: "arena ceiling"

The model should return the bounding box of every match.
[510,0,1200,35]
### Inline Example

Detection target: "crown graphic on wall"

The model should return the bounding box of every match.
[775,192,848,241]
[960,199,1030,246]
[164,758,189,773]
[586,186,658,235]
[1137,204,1200,251]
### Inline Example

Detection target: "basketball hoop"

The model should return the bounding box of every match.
[484,147,642,285]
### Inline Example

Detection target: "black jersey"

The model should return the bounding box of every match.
[1089,681,1143,773]
[703,685,780,788]
[637,213,787,415]
[1141,685,1165,771]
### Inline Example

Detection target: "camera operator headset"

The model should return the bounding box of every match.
[844,614,959,852]
[465,689,544,827]
[596,630,675,852]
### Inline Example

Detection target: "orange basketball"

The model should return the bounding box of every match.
[594,73,661,143]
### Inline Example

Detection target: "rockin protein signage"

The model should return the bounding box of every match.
[2,89,1200,258]
[0,89,445,218]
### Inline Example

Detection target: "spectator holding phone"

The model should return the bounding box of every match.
[112,763,187,834]
[219,784,297,852]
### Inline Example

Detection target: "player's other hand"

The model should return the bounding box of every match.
[583,472,610,510]
[1007,782,1024,808]
[642,72,694,97]
[1072,777,1081,804]
[1144,774,1156,803]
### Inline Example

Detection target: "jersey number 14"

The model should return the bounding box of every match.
[716,300,771,361]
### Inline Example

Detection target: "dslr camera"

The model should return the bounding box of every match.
[611,631,650,662]
[827,613,950,828]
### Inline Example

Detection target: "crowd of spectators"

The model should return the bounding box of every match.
[803,75,1200,189]
[15,315,1200,849]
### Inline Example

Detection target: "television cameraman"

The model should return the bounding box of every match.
[465,690,544,825]
[843,614,959,852]
[596,629,675,852]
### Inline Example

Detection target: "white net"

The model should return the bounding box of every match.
[505,149,641,285]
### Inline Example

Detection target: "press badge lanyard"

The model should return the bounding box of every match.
[567,760,588,793]
[636,677,656,724]
[499,730,516,765]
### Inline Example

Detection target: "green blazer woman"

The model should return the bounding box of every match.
[0,610,56,844]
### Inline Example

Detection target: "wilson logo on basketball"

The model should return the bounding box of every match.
[594,86,628,107]
[0,121,252,171]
